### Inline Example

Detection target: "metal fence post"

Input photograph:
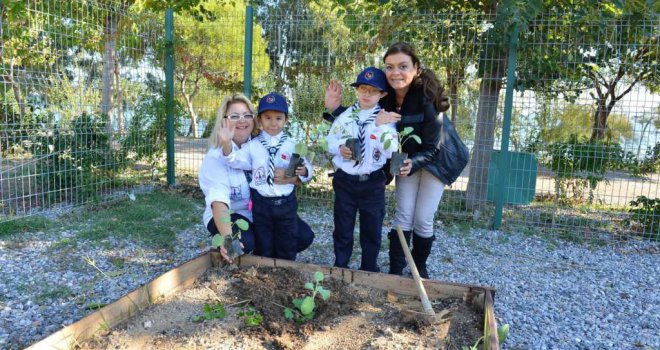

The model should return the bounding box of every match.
[243,4,253,98]
[493,23,519,230]
[165,9,175,186]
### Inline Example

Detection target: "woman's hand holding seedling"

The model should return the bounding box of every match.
[398,159,412,176]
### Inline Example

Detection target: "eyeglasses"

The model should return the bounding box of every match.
[356,85,382,97]
[224,113,255,121]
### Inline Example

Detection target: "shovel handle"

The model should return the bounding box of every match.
[396,226,435,316]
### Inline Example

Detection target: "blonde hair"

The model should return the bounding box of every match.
[208,93,256,148]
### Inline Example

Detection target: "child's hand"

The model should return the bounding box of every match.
[325,79,343,112]
[339,144,352,160]
[295,165,308,177]
[375,110,401,126]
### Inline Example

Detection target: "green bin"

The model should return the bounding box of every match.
[487,151,538,205]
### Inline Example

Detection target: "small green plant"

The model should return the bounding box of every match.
[211,212,250,251]
[192,302,226,322]
[238,306,263,327]
[461,323,509,350]
[283,271,331,324]
[626,195,660,239]
[382,126,421,153]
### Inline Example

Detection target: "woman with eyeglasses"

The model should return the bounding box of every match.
[325,42,450,278]
[198,93,315,263]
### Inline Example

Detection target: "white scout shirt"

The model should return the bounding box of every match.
[327,103,398,175]
[225,131,313,197]
[199,141,253,228]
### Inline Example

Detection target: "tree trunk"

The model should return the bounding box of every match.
[114,53,124,134]
[101,12,118,135]
[590,99,608,141]
[465,53,506,210]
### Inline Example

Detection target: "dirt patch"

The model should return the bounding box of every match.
[78,266,483,350]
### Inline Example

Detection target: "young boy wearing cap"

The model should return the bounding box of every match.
[326,67,399,272]
[220,92,313,261]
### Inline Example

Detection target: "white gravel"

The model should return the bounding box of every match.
[0,202,658,350]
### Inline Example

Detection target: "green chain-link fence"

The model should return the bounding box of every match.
[2,1,659,242]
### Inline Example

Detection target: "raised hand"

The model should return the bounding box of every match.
[218,117,236,156]
[324,79,343,112]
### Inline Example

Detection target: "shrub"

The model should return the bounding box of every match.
[626,196,660,240]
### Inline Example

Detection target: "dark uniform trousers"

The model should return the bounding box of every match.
[332,169,386,272]
[207,212,314,255]
[250,189,299,261]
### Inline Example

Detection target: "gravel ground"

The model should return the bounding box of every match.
[1,202,659,350]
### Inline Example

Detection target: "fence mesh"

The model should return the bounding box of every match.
[2,1,659,242]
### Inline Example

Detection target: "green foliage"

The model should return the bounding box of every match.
[0,216,53,237]
[547,135,622,203]
[283,271,331,324]
[626,196,660,239]
[238,306,263,327]
[382,126,421,153]
[192,302,226,322]
[72,191,199,248]
[33,113,127,204]
[461,323,509,350]
[211,213,249,249]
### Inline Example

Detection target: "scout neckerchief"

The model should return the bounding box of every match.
[350,103,381,166]
[258,133,288,186]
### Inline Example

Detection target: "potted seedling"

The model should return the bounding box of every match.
[344,137,362,162]
[285,142,309,177]
[383,126,421,176]
[211,213,250,260]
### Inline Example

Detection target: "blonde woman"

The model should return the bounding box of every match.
[198,93,314,262]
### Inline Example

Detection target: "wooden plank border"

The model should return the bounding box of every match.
[29,252,498,350]
[26,253,212,350]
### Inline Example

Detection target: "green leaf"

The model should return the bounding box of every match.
[220,216,231,223]
[401,127,413,136]
[410,135,422,145]
[235,219,249,231]
[300,296,315,315]
[192,315,203,323]
[313,271,324,282]
[283,308,294,319]
[498,324,510,343]
[203,303,212,314]
[292,298,303,308]
[211,234,224,248]
[304,282,315,290]
[318,287,331,301]
[384,139,392,150]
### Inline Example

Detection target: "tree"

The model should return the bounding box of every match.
[173,0,269,137]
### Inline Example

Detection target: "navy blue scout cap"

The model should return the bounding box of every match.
[350,66,388,92]
[257,92,288,116]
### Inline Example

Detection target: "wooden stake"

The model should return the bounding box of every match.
[395,226,435,316]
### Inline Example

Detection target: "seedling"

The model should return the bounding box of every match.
[192,302,226,322]
[238,306,263,327]
[461,323,509,350]
[382,126,421,176]
[211,212,250,259]
[283,271,331,324]
[286,142,310,177]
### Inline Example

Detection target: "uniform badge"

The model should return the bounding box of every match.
[230,186,242,200]
[373,149,381,162]
[365,71,374,80]
[253,167,266,186]
[266,95,276,103]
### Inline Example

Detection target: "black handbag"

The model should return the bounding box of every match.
[434,114,469,185]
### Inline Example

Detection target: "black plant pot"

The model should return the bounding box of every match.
[224,237,244,259]
[285,153,304,177]
[345,138,362,162]
[390,151,408,176]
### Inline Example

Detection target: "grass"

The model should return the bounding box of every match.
[35,284,74,303]
[0,216,54,237]
[65,191,200,249]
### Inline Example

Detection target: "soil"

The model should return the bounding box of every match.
[77,266,483,350]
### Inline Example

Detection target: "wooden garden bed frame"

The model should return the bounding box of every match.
[26,252,499,350]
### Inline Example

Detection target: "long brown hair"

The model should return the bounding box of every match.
[383,42,449,112]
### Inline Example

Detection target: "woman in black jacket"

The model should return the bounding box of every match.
[325,42,450,278]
